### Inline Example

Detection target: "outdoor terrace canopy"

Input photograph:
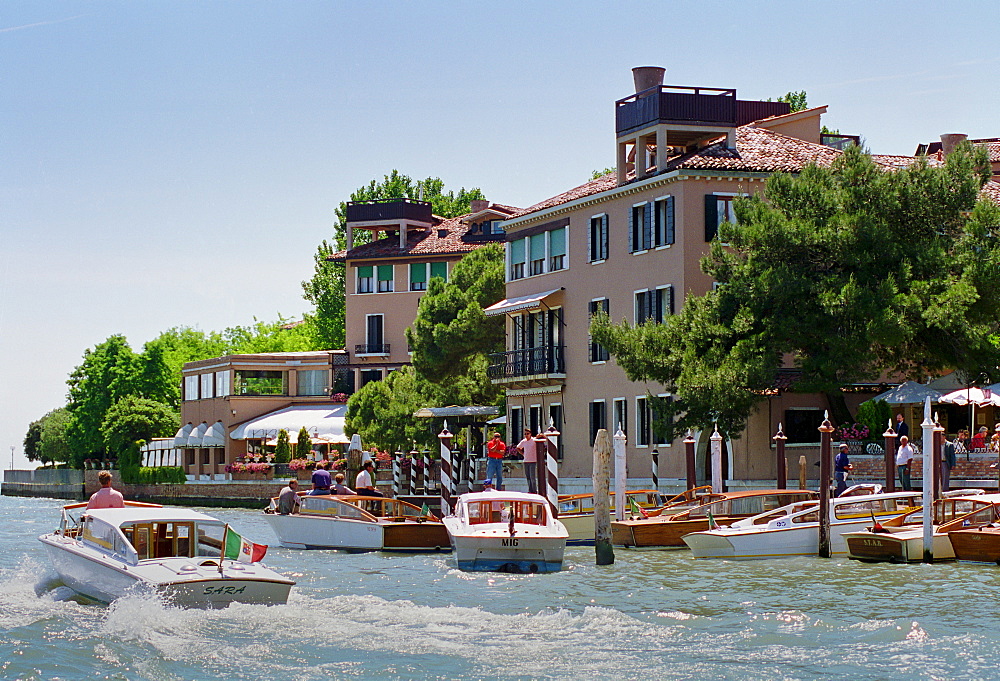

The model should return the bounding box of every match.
[484,289,562,317]
[230,404,348,442]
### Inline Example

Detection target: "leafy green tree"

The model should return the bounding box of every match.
[221,316,319,354]
[856,399,892,441]
[301,239,345,350]
[345,367,437,452]
[275,429,292,463]
[23,418,43,463]
[295,427,312,460]
[100,396,180,460]
[591,167,615,180]
[302,171,485,352]
[406,243,506,406]
[775,90,808,112]
[66,336,144,466]
[593,144,1000,439]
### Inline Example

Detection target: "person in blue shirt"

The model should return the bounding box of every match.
[834,443,853,496]
[310,460,332,495]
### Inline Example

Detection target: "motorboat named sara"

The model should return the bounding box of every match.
[39,502,294,608]
[682,489,923,559]
[264,494,451,552]
[444,490,568,573]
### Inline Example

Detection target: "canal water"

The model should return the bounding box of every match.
[3,494,999,680]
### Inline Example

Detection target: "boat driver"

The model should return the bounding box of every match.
[86,470,125,510]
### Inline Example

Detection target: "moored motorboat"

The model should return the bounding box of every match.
[611,488,820,548]
[557,489,666,545]
[443,490,568,573]
[39,501,293,608]
[264,494,450,552]
[949,522,1000,564]
[845,492,1000,563]
[682,490,923,559]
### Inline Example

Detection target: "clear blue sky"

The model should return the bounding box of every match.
[2,0,998,469]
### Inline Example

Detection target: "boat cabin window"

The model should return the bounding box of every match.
[121,521,196,559]
[560,498,584,515]
[83,517,132,559]
[792,508,820,523]
[196,523,226,556]
[300,497,369,520]
[689,501,731,518]
[467,500,548,525]
[934,499,993,525]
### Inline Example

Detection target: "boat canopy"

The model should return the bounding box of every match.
[230,404,347,441]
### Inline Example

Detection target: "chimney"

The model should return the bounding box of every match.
[632,66,666,95]
[940,133,968,156]
[469,199,489,213]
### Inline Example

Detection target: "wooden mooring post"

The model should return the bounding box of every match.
[593,429,614,565]
[818,412,835,558]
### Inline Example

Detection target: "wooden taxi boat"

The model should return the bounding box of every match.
[444,490,568,573]
[845,492,1000,563]
[683,489,922,559]
[949,522,1000,564]
[264,494,450,552]
[39,501,293,608]
[557,489,671,545]
[611,488,819,548]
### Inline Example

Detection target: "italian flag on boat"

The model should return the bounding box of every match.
[224,526,267,563]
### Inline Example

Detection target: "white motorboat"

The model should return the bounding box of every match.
[263,494,450,552]
[682,490,924,559]
[39,501,294,608]
[443,490,568,573]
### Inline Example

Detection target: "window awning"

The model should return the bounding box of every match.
[229,404,348,441]
[484,288,562,317]
[202,420,227,448]
[173,422,193,448]
[187,422,209,448]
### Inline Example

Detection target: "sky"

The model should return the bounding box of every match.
[2,0,998,470]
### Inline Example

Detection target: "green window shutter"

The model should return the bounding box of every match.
[601,214,609,260]
[643,202,653,250]
[705,194,718,242]
[628,207,634,252]
[530,233,545,261]
[549,227,567,257]
[377,265,393,281]
[511,238,526,264]
[665,196,675,245]
[357,265,373,278]
[430,261,447,281]
[409,263,427,285]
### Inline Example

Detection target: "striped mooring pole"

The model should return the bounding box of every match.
[439,422,454,515]
[393,451,403,496]
[544,421,560,517]
[408,449,419,496]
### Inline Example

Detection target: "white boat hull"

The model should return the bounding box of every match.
[443,522,566,572]
[264,512,383,551]
[684,518,886,559]
[39,533,292,608]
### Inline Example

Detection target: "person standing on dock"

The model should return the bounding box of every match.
[895,413,909,445]
[834,443,853,496]
[86,470,124,509]
[896,435,914,491]
[515,428,538,495]
[486,432,506,490]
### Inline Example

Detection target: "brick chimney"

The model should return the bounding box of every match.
[469,199,489,213]
[940,133,968,156]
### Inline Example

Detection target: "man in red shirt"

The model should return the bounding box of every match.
[486,432,506,489]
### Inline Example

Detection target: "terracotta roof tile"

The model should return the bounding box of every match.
[330,203,518,262]
[512,127,943,220]
[980,180,1000,205]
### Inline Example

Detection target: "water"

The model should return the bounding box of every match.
[3,494,1000,680]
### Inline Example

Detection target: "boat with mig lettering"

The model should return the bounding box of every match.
[39,501,293,608]
[443,490,568,573]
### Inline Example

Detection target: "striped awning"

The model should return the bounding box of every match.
[484,289,561,317]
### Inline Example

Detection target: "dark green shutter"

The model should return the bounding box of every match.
[666,196,675,245]
[643,202,653,250]
[705,194,718,242]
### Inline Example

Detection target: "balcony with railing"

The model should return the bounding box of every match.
[345,198,433,225]
[355,343,390,356]
[487,346,565,382]
[615,85,790,136]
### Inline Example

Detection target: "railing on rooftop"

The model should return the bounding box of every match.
[345,198,433,224]
[821,133,862,151]
[355,343,390,355]
[487,346,565,380]
[615,85,790,135]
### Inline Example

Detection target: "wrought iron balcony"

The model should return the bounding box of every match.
[355,343,390,355]
[487,346,565,380]
[345,198,432,224]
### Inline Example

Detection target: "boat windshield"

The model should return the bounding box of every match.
[688,493,814,519]
[300,496,372,520]
[834,495,920,520]
[467,500,548,526]
[934,498,996,525]
[119,521,225,560]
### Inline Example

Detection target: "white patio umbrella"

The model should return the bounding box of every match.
[937,387,1000,408]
